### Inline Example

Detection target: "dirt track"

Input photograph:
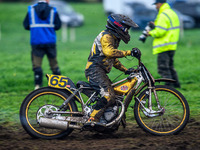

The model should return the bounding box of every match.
[0,118,199,150]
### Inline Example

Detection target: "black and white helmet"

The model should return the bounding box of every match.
[106,14,138,44]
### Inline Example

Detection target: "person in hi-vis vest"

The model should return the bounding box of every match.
[148,0,181,88]
[23,0,61,89]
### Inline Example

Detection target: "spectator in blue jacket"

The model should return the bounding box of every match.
[23,0,61,89]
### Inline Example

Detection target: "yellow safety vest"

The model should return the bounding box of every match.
[149,3,180,55]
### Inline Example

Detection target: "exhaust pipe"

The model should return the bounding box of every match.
[39,118,69,130]
[39,118,82,130]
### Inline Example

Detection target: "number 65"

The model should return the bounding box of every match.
[50,75,68,88]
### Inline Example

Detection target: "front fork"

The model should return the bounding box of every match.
[137,87,164,117]
[148,87,162,110]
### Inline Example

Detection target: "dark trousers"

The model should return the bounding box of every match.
[157,51,180,88]
[31,45,61,86]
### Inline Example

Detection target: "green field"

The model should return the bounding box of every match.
[0,2,200,125]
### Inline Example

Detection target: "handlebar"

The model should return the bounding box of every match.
[127,48,155,85]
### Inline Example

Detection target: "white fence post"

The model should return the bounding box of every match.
[180,18,184,39]
[62,23,68,42]
[61,23,76,43]
[70,27,76,42]
[0,24,1,41]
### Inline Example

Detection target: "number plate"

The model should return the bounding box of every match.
[47,74,71,89]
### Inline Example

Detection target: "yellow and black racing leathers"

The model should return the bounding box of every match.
[85,29,131,119]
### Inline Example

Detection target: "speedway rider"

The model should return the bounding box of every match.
[84,14,138,127]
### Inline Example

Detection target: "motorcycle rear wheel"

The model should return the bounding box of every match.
[134,85,190,135]
[20,87,78,139]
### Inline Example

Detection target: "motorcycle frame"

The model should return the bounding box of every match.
[48,61,176,126]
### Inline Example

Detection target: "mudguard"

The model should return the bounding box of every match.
[155,78,176,83]
[46,74,81,103]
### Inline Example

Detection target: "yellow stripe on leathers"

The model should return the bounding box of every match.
[90,109,101,118]
[85,61,93,70]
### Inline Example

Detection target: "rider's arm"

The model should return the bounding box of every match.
[101,34,131,58]
[113,58,128,72]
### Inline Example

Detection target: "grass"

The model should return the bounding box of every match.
[0,2,200,125]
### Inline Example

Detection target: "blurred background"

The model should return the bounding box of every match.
[1,0,200,29]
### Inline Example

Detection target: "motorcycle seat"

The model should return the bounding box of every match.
[76,81,94,89]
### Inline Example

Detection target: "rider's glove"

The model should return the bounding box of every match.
[125,68,135,75]
[131,48,141,60]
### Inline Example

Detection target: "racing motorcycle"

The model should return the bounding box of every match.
[20,48,190,139]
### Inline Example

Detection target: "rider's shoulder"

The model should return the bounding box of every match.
[101,30,115,39]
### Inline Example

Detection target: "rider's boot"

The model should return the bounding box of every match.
[83,109,106,130]
[83,96,110,129]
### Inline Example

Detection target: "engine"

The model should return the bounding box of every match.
[104,106,118,121]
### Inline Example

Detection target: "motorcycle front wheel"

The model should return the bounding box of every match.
[134,85,190,136]
[20,87,78,139]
